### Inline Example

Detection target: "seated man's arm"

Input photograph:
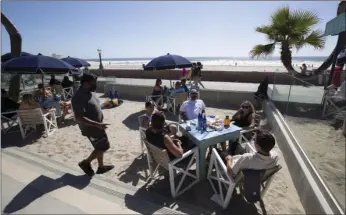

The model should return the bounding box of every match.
[225,154,251,177]
[164,135,183,158]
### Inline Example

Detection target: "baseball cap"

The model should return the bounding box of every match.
[190,89,198,94]
[81,72,98,83]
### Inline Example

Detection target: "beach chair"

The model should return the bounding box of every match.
[137,114,148,156]
[167,92,188,115]
[62,87,74,101]
[207,148,281,209]
[1,111,19,134]
[238,128,258,153]
[17,108,58,139]
[322,94,346,119]
[146,95,164,109]
[144,139,200,198]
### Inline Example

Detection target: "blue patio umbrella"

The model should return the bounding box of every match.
[1,53,78,74]
[143,53,192,70]
[61,56,90,68]
[1,51,32,63]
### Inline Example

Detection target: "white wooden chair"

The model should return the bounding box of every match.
[62,87,74,101]
[207,148,281,209]
[322,86,346,118]
[138,114,149,155]
[239,128,258,153]
[17,108,58,139]
[146,95,164,109]
[167,92,188,115]
[144,139,200,198]
[1,111,19,134]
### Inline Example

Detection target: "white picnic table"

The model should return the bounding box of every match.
[179,116,242,180]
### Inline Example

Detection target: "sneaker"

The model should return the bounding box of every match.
[78,161,95,177]
[96,165,114,174]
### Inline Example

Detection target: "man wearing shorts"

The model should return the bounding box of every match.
[72,72,114,176]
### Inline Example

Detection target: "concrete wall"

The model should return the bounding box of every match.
[90,69,323,86]
[263,101,343,215]
[96,80,256,107]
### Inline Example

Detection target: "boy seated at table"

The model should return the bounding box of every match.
[218,129,279,177]
[142,101,180,138]
[170,81,186,97]
[179,89,206,121]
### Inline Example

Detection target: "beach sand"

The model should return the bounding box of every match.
[284,116,346,211]
[2,96,305,214]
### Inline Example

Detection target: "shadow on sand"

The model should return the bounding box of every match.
[117,154,149,186]
[124,177,264,215]
[3,173,91,214]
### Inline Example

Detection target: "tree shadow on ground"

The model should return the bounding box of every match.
[3,173,90,214]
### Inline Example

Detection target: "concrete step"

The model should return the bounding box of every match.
[2,147,209,214]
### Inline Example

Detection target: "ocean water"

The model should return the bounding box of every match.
[86,56,327,69]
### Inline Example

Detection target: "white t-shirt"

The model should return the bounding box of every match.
[231,152,279,176]
[179,99,206,120]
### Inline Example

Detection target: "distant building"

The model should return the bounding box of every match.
[52,53,63,59]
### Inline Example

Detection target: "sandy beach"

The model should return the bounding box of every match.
[2,95,305,214]
[284,116,346,211]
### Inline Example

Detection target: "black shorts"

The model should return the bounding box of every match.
[86,130,110,152]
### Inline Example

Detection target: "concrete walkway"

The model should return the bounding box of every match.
[2,155,138,214]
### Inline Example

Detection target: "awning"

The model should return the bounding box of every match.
[324,12,346,36]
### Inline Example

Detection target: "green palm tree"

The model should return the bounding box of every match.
[249,6,326,74]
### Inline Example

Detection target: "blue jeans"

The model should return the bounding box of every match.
[40,97,61,116]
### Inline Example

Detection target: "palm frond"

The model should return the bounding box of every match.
[271,6,290,26]
[249,43,276,59]
[255,25,277,41]
[294,30,325,51]
[289,10,319,36]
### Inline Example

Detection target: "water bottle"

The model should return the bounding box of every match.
[114,90,120,100]
[197,113,202,130]
[109,89,113,100]
[202,114,207,132]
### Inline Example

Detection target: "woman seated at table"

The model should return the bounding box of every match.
[19,94,54,114]
[180,79,189,92]
[35,84,71,117]
[152,78,164,98]
[170,81,186,96]
[221,101,256,153]
[146,111,188,160]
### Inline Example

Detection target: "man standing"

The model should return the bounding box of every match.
[179,89,206,121]
[72,72,114,176]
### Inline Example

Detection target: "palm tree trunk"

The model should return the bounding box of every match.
[280,42,297,74]
[1,12,22,102]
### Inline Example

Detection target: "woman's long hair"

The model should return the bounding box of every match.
[240,100,255,115]
[22,94,36,105]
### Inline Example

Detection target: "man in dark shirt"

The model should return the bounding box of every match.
[72,72,114,176]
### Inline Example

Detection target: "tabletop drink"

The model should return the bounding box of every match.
[224,115,231,127]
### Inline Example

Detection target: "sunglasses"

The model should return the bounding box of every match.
[241,105,249,109]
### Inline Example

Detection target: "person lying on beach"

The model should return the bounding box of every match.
[72,72,114,176]
[221,101,256,153]
[218,129,279,177]
[300,64,312,76]
[146,111,193,160]
[179,89,206,121]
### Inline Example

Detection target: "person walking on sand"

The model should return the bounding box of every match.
[72,72,114,176]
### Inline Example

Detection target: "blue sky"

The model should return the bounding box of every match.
[1,1,340,59]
